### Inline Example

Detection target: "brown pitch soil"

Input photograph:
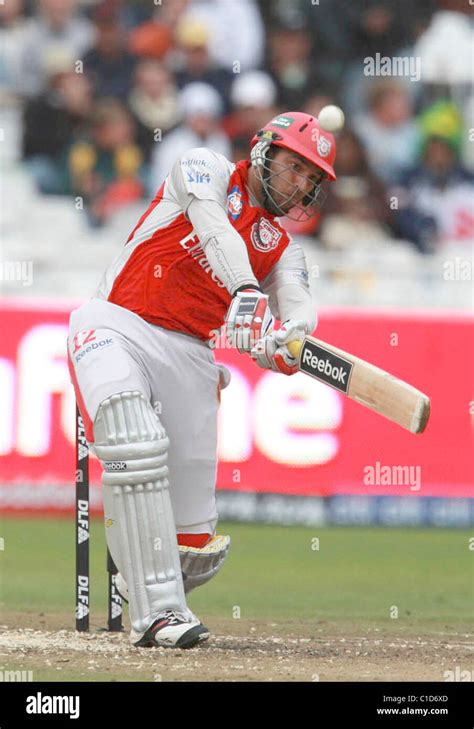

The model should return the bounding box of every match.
[0,611,472,682]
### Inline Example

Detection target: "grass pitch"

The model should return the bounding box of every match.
[0,519,472,681]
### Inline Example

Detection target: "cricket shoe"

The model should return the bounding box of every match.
[131,609,210,649]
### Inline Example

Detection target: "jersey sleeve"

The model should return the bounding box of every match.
[187,198,259,294]
[261,238,317,331]
[167,147,233,215]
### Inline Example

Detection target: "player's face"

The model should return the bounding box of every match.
[268,149,325,213]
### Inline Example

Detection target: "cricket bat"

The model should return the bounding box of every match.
[287,336,430,434]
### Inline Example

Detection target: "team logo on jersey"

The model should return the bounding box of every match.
[316,135,332,158]
[251,219,282,252]
[227,186,243,220]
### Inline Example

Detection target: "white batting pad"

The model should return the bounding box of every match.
[94,391,188,634]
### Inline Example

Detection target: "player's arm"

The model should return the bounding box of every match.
[261,238,316,330]
[169,149,273,351]
[251,240,316,375]
[187,198,274,352]
[186,197,258,293]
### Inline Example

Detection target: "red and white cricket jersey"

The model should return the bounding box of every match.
[95,148,291,342]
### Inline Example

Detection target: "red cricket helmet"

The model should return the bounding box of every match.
[249,111,337,221]
[251,111,337,181]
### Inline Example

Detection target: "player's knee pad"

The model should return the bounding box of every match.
[179,535,231,593]
[93,390,188,634]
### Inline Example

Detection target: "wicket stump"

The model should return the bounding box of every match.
[75,405,123,632]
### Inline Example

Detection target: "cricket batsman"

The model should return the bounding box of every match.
[67,111,337,648]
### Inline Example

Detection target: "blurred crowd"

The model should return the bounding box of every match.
[0,0,473,249]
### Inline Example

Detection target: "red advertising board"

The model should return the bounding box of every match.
[0,298,472,512]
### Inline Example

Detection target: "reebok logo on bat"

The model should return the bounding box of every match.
[300,342,353,393]
[302,352,346,383]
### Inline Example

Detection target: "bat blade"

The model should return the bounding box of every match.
[288,337,430,434]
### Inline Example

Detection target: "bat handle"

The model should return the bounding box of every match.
[287,340,304,359]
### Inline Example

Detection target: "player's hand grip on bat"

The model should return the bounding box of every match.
[225,287,274,353]
[250,319,308,375]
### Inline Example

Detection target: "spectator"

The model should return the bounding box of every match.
[0,0,27,99]
[351,1,413,59]
[22,52,93,194]
[224,71,278,161]
[274,0,358,83]
[173,16,234,113]
[391,101,474,251]
[116,0,154,32]
[414,0,474,85]
[149,82,231,193]
[128,0,189,59]
[354,80,420,184]
[16,0,96,98]
[67,99,145,227]
[83,3,136,99]
[128,59,181,161]
[265,22,324,109]
[338,0,435,116]
[182,0,264,73]
[318,129,393,250]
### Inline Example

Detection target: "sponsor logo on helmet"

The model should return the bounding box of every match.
[227,185,243,220]
[271,115,295,129]
[317,135,332,158]
[251,219,282,252]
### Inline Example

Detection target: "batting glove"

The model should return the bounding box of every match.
[225,287,274,353]
[250,319,308,376]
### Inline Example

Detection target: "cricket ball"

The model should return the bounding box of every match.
[318,105,345,133]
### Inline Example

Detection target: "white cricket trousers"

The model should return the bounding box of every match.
[68,297,230,535]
